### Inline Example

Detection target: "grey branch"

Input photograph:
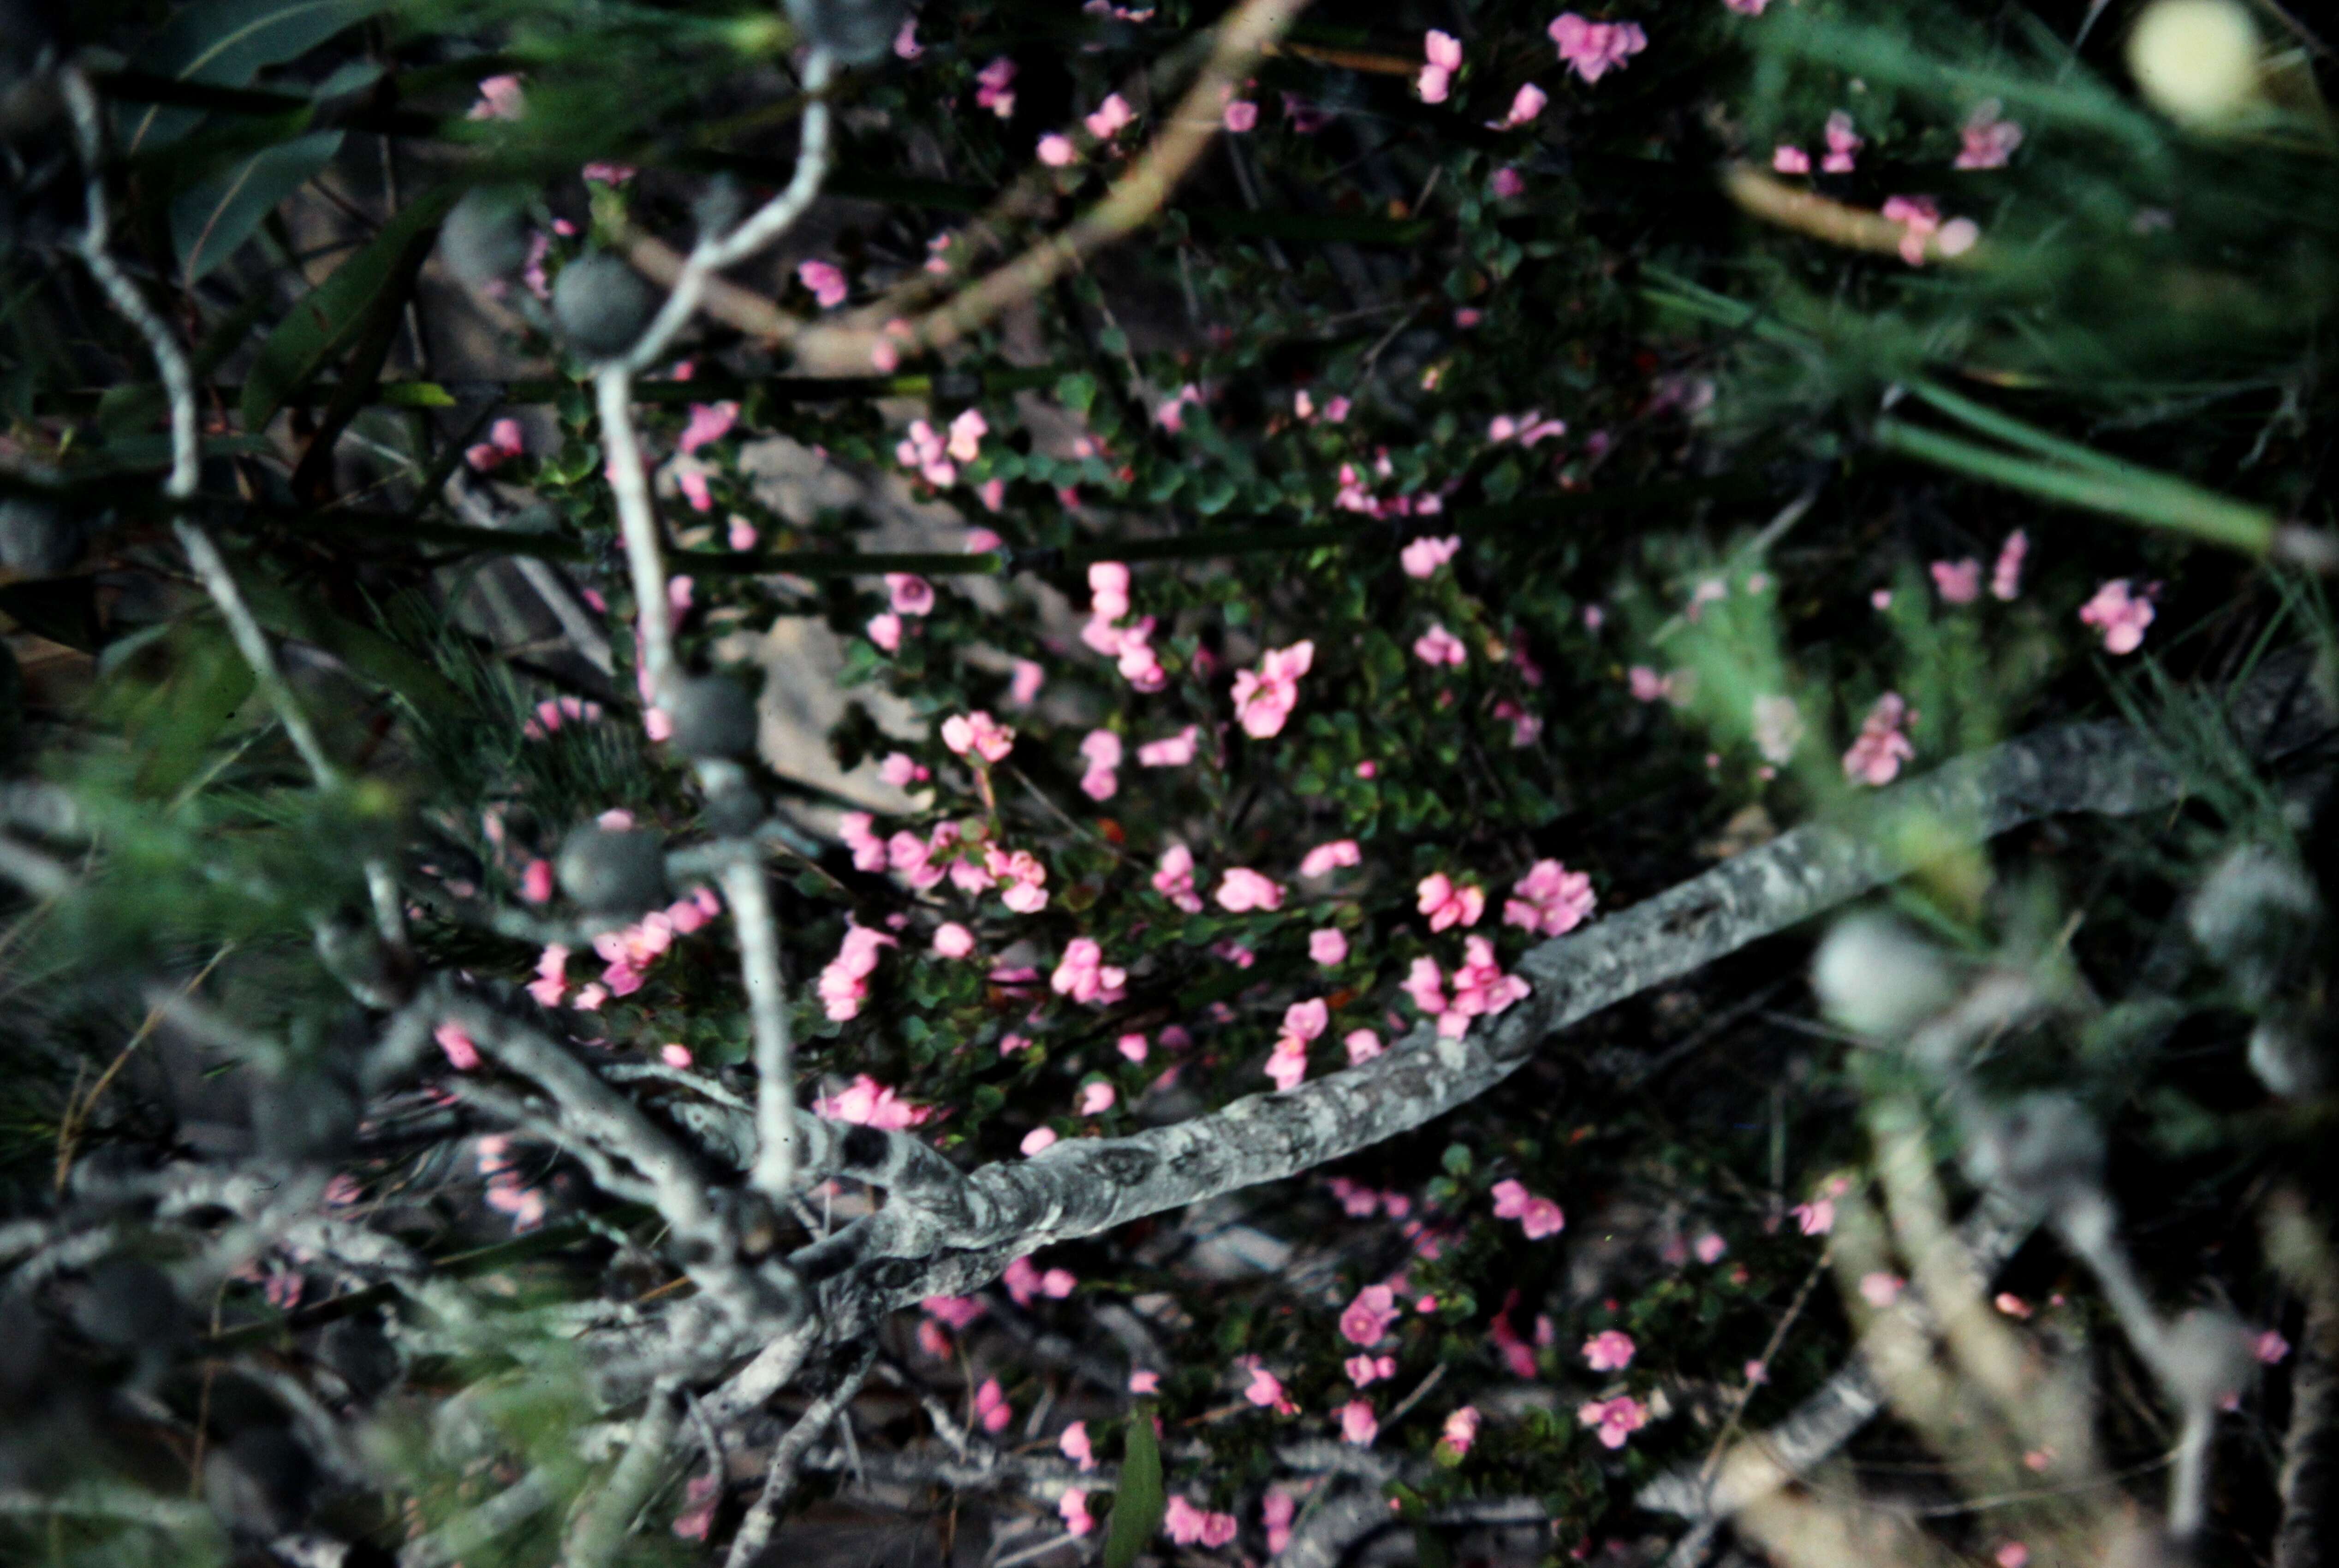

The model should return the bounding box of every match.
[724,1343,877,1568]
[2275,1289,2339,1568]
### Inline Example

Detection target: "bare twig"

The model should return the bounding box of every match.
[723,1343,877,1568]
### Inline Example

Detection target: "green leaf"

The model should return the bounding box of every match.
[1101,1408,1163,1568]
[1055,371,1097,417]
[173,128,343,285]
[241,186,458,430]
[124,0,397,154]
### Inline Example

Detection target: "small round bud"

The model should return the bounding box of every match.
[2128,0,2262,126]
[666,674,759,760]
[552,251,658,361]
[1811,913,1956,1038]
[0,494,82,576]
[438,184,534,293]
[785,0,911,65]
[557,824,669,914]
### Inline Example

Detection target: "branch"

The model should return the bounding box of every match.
[723,1343,877,1568]
[2276,1289,2339,1568]
[786,653,2328,1350]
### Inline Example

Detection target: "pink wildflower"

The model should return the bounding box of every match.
[1223,100,1258,132]
[1020,1127,1058,1155]
[1059,1421,1096,1471]
[878,751,929,790]
[1791,1196,1836,1236]
[1339,1399,1379,1446]
[1521,1198,1565,1238]
[1153,843,1205,913]
[974,1378,1012,1433]
[434,1022,481,1072]
[1052,938,1128,1005]
[1310,927,1349,966]
[1401,535,1462,578]
[1345,1028,1383,1063]
[661,1043,693,1068]
[468,75,525,121]
[1991,529,2029,600]
[1695,1232,1728,1264]
[465,417,526,472]
[1418,30,1462,104]
[816,926,897,1021]
[1955,101,2024,170]
[798,260,848,308]
[2079,579,2154,654]
[1077,1081,1116,1115]
[1085,94,1135,138]
[1843,692,1915,786]
[1215,867,1286,912]
[933,922,976,959]
[1440,1406,1482,1456]
[1129,1370,1160,1394]
[2257,1330,2291,1365]
[887,574,935,616]
[1263,1491,1297,1555]
[974,56,1017,118]
[1931,557,1982,604]
[1059,1490,1094,1537]
[866,612,903,653]
[1137,725,1199,767]
[1417,872,1485,931]
[1300,840,1362,878]
[678,401,738,456]
[1244,1365,1287,1407]
[1490,167,1526,199]
[1079,729,1123,802]
[1341,1283,1402,1346]
[1859,1272,1905,1307]
[1232,640,1315,738]
[1345,1354,1397,1387]
[1583,1330,1636,1372]
[1402,956,1448,1019]
[1823,110,1863,173]
[946,408,987,462]
[814,1072,924,1129]
[1773,143,1811,174]
[1413,623,1468,667]
[1438,936,1531,1038]
[940,711,1016,763]
[1577,1395,1649,1449]
[1495,83,1547,128]
[1549,13,1647,83]
[1037,132,1077,166]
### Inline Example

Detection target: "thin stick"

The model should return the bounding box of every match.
[725,852,798,1201]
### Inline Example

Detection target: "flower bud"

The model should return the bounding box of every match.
[552,251,658,361]
[557,824,669,914]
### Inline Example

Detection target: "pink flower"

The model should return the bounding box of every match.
[946,408,987,463]
[1020,1127,1058,1155]
[1232,640,1315,738]
[1137,725,1199,767]
[1490,167,1526,199]
[1244,1365,1287,1407]
[1955,100,2025,170]
[1340,1283,1402,1346]
[1085,94,1136,138]
[1790,1197,1836,1236]
[1413,623,1468,667]
[1994,1546,2030,1568]
[1339,1399,1379,1446]
[1440,1406,1482,1455]
[839,812,889,873]
[678,401,738,456]
[1345,1354,1397,1387]
[2079,579,2154,655]
[468,74,525,121]
[2257,1330,2291,1365]
[1403,956,1448,1018]
[1773,143,1811,174]
[798,259,848,308]
[1310,927,1349,966]
[1418,30,1461,103]
[941,711,1016,763]
[434,1022,481,1071]
[672,1473,719,1540]
[1164,1497,1238,1548]
[1052,938,1127,1004]
[1931,558,1982,604]
[1843,692,1915,786]
[1694,1232,1728,1264]
[974,56,1017,118]
[1859,1272,1905,1307]
[1400,535,1462,578]
[887,573,936,616]
[1153,843,1205,913]
[661,1043,693,1068]
[1439,936,1530,1039]
[1077,1081,1117,1115]
[813,1072,924,1129]
[1628,665,1672,702]
[1281,998,1330,1044]
[1059,1420,1096,1471]
[1079,729,1123,802]
[1129,1370,1161,1394]
[1493,1180,1529,1217]
[866,612,903,653]
[1417,872,1485,931]
[991,847,1049,913]
[1037,132,1077,166]
[521,858,554,904]
[1991,529,2029,600]
[1495,83,1547,128]
[878,752,929,790]
[727,514,758,550]
[1005,1255,1077,1305]
[1521,1198,1565,1238]
[1882,193,1952,265]
[1822,110,1862,173]
[1345,1028,1383,1063]
[466,417,526,472]
[1263,1490,1297,1556]
[1059,1490,1094,1537]
[1577,1395,1649,1449]
[932,922,976,959]
[1726,0,1770,12]
[1583,1330,1636,1372]
[1215,867,1286,913]
[1223,100,1259,132]
[1549,13,1647,83]
[816,927,898,1022]
[975,1378,1012,1433]
[1300,840,1362,879]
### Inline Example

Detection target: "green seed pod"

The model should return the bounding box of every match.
[438,184,534,293]
[552,252,658,361]
[666,673,759,761]
[785,0,910,65]
[557,824,669,914]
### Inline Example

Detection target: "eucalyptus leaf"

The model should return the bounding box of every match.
[123,0,396,154]
[172,129,343,284]
[1100,1407,1163,1568]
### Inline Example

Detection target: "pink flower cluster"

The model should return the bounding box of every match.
[1881,194,1979,266]
[1418,30,1462,103]
[941,710,1016,763]
[1333,458,1443,521]
[1324,1177,1416,1219]
[1578,1394,1649,1448]
[466,417,526,472]
[476,1134,547,1229]
[1488,410,1567,446]
[1340,1283,1403,1346]
[1440,1406,1482,1456]
[1843,692,1915,786]
[1401,937,1532,1039]
[798,259,848,309]
[813,1073,927,1129]
[1491,1178,1565,1239]
[1242,1359,1298,1413]
[523,692,604,740]
[1215,867,1285,912]
[974,1378,1012,1432]
[1266,998,1328,1091]
[527,886,720,1010]
[1232,640,1315,737]
[1493,83,1547,129]
[1339,1399,1379,1446]
[2079,578,2154,654]
[1550,13,1646,83]
[1138,724,1198,768]
[1081,563,1168,691]
[895,409,987,487]
[974,57,1016,118]
[1300,838,1362,878]
[1163,1497,1239,1548]
[1418,872,1484,931]
[1153,843,1205,912]
[1087,93,1136,140]
[1956,101,2024,170]
[1400,535,1461,579]
[1052,938,1127,1004]
[1582,1329,1636,1371]
[1005,1254,1077,1306]
[817,925,898,1021]
[1078,730,1122,801]
[1414,623,1468,668]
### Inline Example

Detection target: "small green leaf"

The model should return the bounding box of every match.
[241,185,457,429]
[124,0,397,154]
[1101,1408,1163,1568]
[1056,371,1097,417]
